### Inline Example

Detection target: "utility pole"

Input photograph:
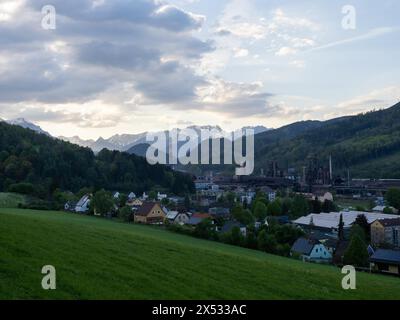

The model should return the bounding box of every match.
[347,169,350,187]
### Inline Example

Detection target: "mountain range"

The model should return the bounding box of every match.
[4,101,400,179]
[4,118,51,137]
[60,125,269,153]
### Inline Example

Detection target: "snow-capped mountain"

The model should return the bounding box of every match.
[58,136,95,148]
[6,118,51,136]
[60,125,270,153]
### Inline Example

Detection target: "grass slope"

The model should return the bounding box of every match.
[1,209,400,300]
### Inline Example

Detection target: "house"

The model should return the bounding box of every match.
[128,192,136,200]
[267,215,290,225]
[75,194,91,213]
[293,211,400,233]
[113,191,120,199]
[157,192,167,201]
[290,238,332,263]
[209,207,231,219]
[372,205,398,214]
[127,198,143,207]
[370,249,400,275]
[371,218,400,248]
[169,196,185,205]
[260,186,276,202]
[166,211,190,225]
[141,192,149,201]
[221,221,247,236]
[187,213,213,226]
[134,202,166,225]
[307,230,339,255]
[316,192,334,203]
[64,201,77,212]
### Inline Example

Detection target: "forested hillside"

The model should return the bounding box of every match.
[0,122,194,199]
[254,102,400,178]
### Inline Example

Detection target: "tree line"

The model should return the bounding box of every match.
[0,122,195,200]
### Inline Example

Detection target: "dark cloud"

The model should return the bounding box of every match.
[0,0,273,125]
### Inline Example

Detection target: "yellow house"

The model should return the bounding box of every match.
[127,198,143,207]
[371,218,400,247]
[134,202,166,225]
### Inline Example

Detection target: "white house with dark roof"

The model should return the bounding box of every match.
[75,194,91,213]
[291,238,332,263]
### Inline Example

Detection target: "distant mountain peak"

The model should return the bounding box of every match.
[6,118,51,137]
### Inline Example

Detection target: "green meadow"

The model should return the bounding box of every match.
[0,208,399,300]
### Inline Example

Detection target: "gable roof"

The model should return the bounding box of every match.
[166,211,179,220]
[374,218,400,227]
[76,194,90,207]
[193,213,212,219]
[136,202,162,217]
[291,238,318,256]
[221,221,246,233]
[370,249,400,265]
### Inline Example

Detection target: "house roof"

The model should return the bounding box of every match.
[193,213,212,219]
[166,211,179,220]
[291,238,318,256]
[221,221,246,233]
[76,194,90,207]
[324,238,339,249]
[293,211,400,230]
[187,217,206,226]
[374,218,400,227]
[370,249,400,265]
[136,202,160,217]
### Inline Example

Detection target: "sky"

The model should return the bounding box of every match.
[0,0,399,139]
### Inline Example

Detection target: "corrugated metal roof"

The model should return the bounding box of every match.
[293,211,399,230]
[370,249,400,264]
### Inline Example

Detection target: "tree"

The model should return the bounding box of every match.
[193,219,216,240]
[118,193,128,207]
[383,206,394,214]
[386,188,400,210]
[232,204,254,225]
[229,227,244,246]
[244,225,258,249]
[257,230,277,253]
[253,201,268,221]
[91,189,114,217]
[343,225,369,267]
[119,206,133,222]
[309,197,322,213]
[289,195,309,218]
[184,194,191,210]
[266,200,282,217]
[148,191,157,201]
[354,214,370,241]
[322,200,336,213]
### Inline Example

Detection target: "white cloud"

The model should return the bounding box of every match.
[233,48,249,58]
[275,47,297,56]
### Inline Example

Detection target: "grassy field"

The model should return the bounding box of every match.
[336,198,373,211]
[1,208,400,300]
[0,193,26,208]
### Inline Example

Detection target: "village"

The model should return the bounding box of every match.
[63,169,400,278]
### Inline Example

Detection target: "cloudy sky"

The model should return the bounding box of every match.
[0,0,399,139]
